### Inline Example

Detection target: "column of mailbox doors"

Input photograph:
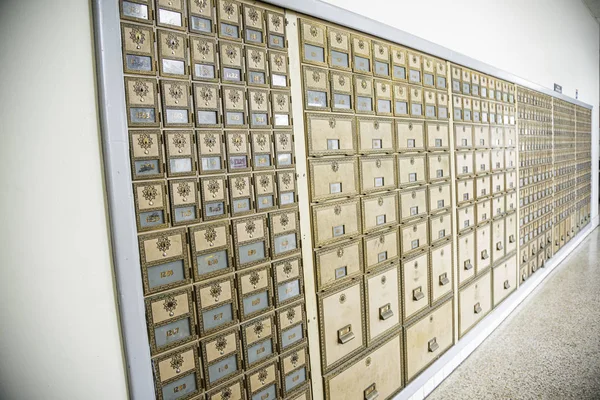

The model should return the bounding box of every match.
[118,0,313,399]
[113,1,594,399]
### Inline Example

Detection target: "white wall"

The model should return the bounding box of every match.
[321,0,600,216]
[0,1,128,399]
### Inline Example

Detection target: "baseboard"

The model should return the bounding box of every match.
[393,219,599,400]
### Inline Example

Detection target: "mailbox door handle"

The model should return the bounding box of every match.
[428,337,439,352]
[474,302,482,314]
[379,303,393,320]
[338,324,355,344]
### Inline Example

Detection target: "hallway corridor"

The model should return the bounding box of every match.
[426,227,600,399]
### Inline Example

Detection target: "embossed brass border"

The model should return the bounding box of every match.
[196,130,227,175]
[160,80,194,128]
[276,299,308,353]
[428,240,455,307]
[362,226,399,272]
[236,263,275,321]
[138,228,191,295]
[216,0,243,42]
[164,130,198,178]
[326,26,352,72]
[169,178,201,227]
[269,50,291,89]
[157,29,189,78]
[400,251,431,324]
[399,186,429,223]
[402,296,455,384]
[280,343,311,397]
[120,22,156,76]
[195,274,239,336]
[189,220,234,282]
[240,312,278,369]
[231,214,271,269]
[329,70,354,113]
[314,238,364,291]
[298,17,328,67]
[316,278,366,374]
[253,170,279,212]
[322,329,404,400]
[308,156,360,202]
[128,129,164,180]
[457,269,492,339]
[222,86,250,127]
[199,174,231,222]
[152,344,202,400]
[360,191,399,234]
[273,131,296,169]
[311,197,362,248]
[248,87,273,128]
[145,287,198,356]
[204,375,246,400]
[269,207,301,257]
[245,359,280,398]
[363,262,401,345]
[356,117,396,155]
[228,173,256,217]
[200,325,243,389]
[353,75,376,116]
[275,168,298,207]
[302,65,332,112]
[305,112,357,157]
[133,180,170,232]
[399,217,430,259]
[124,76,160,128]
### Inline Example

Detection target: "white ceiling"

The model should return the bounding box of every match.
[582,0,600,21]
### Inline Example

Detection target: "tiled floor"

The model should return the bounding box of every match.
[426,227,600,400]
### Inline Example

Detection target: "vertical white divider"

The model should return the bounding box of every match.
[285,10,326,400]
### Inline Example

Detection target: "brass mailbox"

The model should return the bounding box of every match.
[154,345,202,400]
[361,192,399,233]
[274,131,295,168]
[226,131,251,172]
[277,300,308,352]
[352,34,372,74]
[195,275,238,335]
[200,327,242,389]
[280,345,310,396]
[251,131,274,170]
[156,0,186,30]
[237,263,274,320]
[169,178,200,226]
[300,18,327,66]
[120,0,153,24]
[160,80,193,127]
[194,83,221,128]
[269,50,290,88]
[222,86,248,127]
[254,171,278,212]
[303,66,330,111]
[474,125,490,149]
[248,88,271,128]
[165,130,196,177]
[375,80,393,115]
[157,29,188,78]
[267,11,286,49]
[428,182,452,214]
[145,287,197,355]
[134,180,169,232]
[129,130,163,180]
[241,312,277,368]
[393,83,409,116]
[139,228,190,295]
[309,157,359,202]
[364,228,399,272]
[246,360,280,400]
[359,156,396,194]
[373,41,391,78]
[402,252,430,322]
[269,208,300,259]
[121,23,155,75]
[189,220,233,281]
[125,77,159,127]
[312,198,362,247]
[330,70,354,112]
[277,169,297,207]
[271,90,292,128]
[190,36,218,82]
[188,0,214,34]
[200,175,228,220]
[246,45,269,86]
[396,120,425,152]
[328,27,351,70]
[315,239,363,290]
[365,263,401,343]
[229,174,254,216]
[220,40,244,84]
[217,0,242,40]
[242,4,265,45]
[273,256,304,307]
[232,214,270,269]
[354,75,375,114]
[391,46,407,81]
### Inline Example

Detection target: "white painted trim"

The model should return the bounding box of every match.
[393,221,599,400]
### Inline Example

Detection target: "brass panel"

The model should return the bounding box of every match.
[274,131,295,169]
[241,313,277,369]
[269,51,290,88]
[280,345,310,396]
[200,175,228,220]
[277,169,297,207]
[248,88,272,128]
[197,130,226,175]
[391,46,407,81]
[430,242,453,304]
[266,11,286,49]
[375,80,393,115]
[458,271,491,337]
[400,218,429,256]
[242,4,265,45]
[169,178,200,226]
[189,220,233,281]
[364,228,399,272]
[429,212,451,245]
[246,45,269,87]
[194,83,221,128]
[315,239,363,290]
[490,126,504,148]
[145,287,197,355]
[165,130,196,177]
[455,150,474,178]
[492,255,517,307]
[457,231,475,285]
[399,187,429,222]
[269,208,300,259]
[428,182,451,214]
[188,0,214,35]
[373,41,391,78]
[222,86,248,128]
[354,75,375,114]
[300,18,327,66]
[491,149,505,172]
[351,34,373,74]
[359,155,397,194]
[237,263,274,320]
[217,0,242,40]
[196,275,238,335]
[303,66,330,111]
[361,192,399,233]
[157,29,188,78]
[273,256,304,307]
[271,90,292,128]
[190,36,218,82]
[120,0,153,24]
[312,198,362,247]
[317,280,366,372]
[357,117,395,154]
[276,300,308,352]
[397,154,427,188]
[306,113,356,156]
[492,172,505,195]
[125,76,159,127]
[200,327,242,389]
[393,83,409,116]
[121,23,155,75]
[404,298,454,382]
[365,264,401,343]
[324,333,403,400]
[133,180,169,232]
[129,130,164,180]
[250,131,274,171]
[205,377,245,400]
[396,120,425,152]
[254,171,278,212]
[330,70,354,112]
[154,345,202,400]
[328,27,351,71]
[232,214,269,269]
